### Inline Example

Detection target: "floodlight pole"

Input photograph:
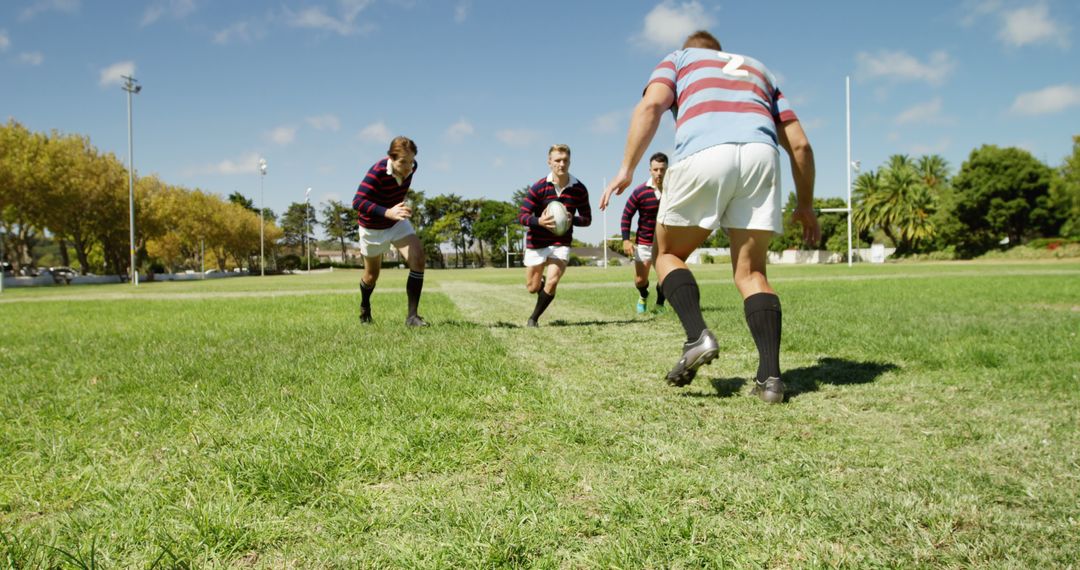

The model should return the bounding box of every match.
[846,76,853,267]
[122,75,141,286]
[259,158,267,276]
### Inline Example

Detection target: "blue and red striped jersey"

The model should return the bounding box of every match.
[621,182,660,245]
[648,48,798,163]
[352,157,417,230]
[517,174,591,249]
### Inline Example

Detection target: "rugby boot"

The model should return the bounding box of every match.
[665,329,719,387]
[405,315,429,327]
[636,298,647,314]
[525,318,539,328]
[751,376,786,404]
[359,306,372,324]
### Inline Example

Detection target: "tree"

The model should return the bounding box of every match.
[1050,135,1080,238]
[472,199,522,267]
[228,191,256,213]
[321,199,358,262]
[852,154,941,255]
[280,201,318,251]
[943,145,1054,256]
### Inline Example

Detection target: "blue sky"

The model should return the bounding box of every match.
[2,0,1079,245]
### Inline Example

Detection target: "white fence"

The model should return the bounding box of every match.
[1,269,251,288]
[687,246,895,265]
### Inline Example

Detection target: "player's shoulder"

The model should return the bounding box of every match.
[530,177,549,191]
[369,157,389,174]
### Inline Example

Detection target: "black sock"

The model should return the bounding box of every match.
[655,282,666,306]
[744,293,782,381]
[661,269,707,341]
[360,277,375,309]
[530,289,555,322]
[406,271,424,317]
[637,285,650,300]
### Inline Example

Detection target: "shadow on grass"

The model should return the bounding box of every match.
[783,357,898,400]
[682,357,898,400]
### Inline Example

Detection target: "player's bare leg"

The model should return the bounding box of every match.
[656,224,717,386]
[359,255,382,323]
[730,228,784,403]
[634,259,651,313]
[527,259,566,327]
[393,233,429,327]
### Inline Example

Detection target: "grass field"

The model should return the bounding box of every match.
[2,261,1078,568]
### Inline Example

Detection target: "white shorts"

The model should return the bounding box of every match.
[524,246,570,267]
[357,220,416,257]
[633,243,656,264]
[657,143,782,234]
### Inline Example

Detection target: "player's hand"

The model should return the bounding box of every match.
[600,169,633,211]
[538,211,556,231]
[386,202,412,221]
[622,240,634,257]
[791,205,821,246]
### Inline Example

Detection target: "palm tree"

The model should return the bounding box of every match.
[853,155,939,254]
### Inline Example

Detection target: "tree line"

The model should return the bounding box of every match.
[4,118,1078,275]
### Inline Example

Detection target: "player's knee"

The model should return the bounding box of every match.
[634,277,649,288]
[526,282,540,294]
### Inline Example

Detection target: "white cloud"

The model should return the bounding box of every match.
[855,50,955,85]
[454,0,470,23]
[267,126,297,145]
[999,3,1070,48]
[0,30,9,51]
[99,61,136,87]
[909,137,952,155]
[189,152,262,176]
[1010,84,1080,115]
[636,1,715,51]
[358,121,391,144]
[286,0,374,36]
[141,0,197,27]
[895,98,949,125]
[17,52,44,66]
[213,21,256,44]
[495,129,540,147]
[19,0,79,21]
[800,117,825,132]
[444,118,474,142]
[960,0,1002,27]
[306,114,341,131]
[589,110,625,135]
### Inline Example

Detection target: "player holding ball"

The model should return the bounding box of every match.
[516,144,592,327]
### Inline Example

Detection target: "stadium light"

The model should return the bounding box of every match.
[259,158,267,276]
[122,75,141,286]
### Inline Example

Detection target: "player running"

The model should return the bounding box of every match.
[621,152,669,314]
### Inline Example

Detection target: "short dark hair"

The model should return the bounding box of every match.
[683,30,722,51]
[387,136,418,159]
[649,152,669,164]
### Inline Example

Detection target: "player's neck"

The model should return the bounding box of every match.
[553,173,570,187]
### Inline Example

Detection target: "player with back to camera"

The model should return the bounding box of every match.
[517,144,592,327]
[352,135,429,327]
[620,151,669,314]
[600,30,820,403]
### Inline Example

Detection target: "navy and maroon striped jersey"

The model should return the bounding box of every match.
[621,182,660,245]
[352,158,417,230]
[517,174,592,249]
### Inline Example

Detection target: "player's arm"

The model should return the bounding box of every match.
[777,119,821,245]
[621,192,638,255]
[600,82,674,211]
[573,189,592,227]
[352,170,389,218]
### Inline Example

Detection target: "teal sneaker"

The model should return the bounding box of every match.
[636,298,647,314]
[651,304,667,315]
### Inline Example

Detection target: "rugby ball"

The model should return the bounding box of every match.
[544,201,571,236]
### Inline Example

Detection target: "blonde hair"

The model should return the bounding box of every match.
[548,144,571,157]
[387,136,418,159]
